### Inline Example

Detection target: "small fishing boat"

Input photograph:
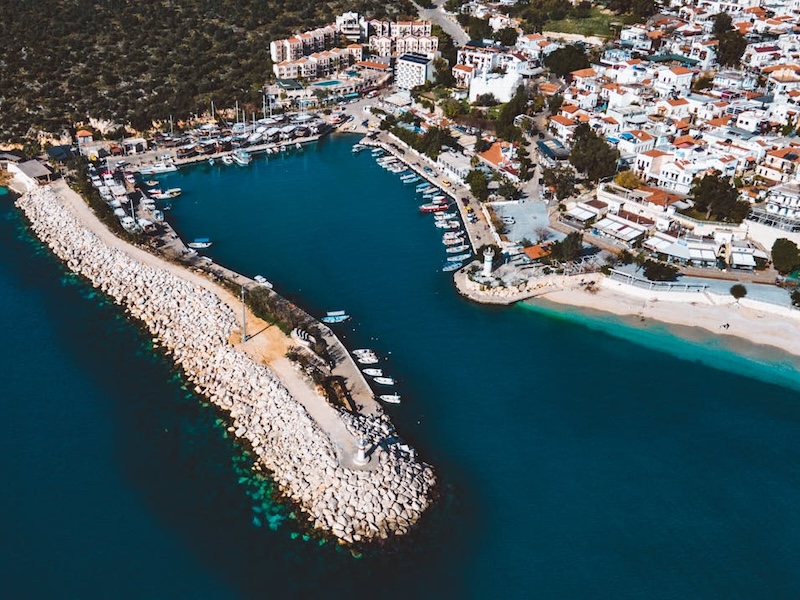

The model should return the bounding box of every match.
[443,231,463,240]
[321,310,350,324]
[378,393,401,404]
[188,237,213,249]
[446,244,471,254]
[448,252,472,262]
[152,187,182,200]
[232,149,252,166]
[139,161,178,175]
[253,275,273,288]
[353,348,379,364]
[443,236,465,246]
[145,180,159,187]
[362,368,383,377]
[419,203,450,213]
[372,376,396,386]
[221,155,234,166]
[208,157,215,166]
[442,261,463,272]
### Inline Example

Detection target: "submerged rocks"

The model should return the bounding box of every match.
[16,185,436,543]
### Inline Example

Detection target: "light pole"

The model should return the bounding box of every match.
[241,286,247,343]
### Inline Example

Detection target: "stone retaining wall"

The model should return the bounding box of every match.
[16,185,435,544]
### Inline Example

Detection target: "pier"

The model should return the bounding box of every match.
[16,179,435,544]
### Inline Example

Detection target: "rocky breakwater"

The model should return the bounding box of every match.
[16,185,436,544]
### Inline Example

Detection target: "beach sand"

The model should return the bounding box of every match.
[531,278,800,366]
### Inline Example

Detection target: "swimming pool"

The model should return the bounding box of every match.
[313,80,341,87]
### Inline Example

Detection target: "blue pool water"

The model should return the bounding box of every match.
[312,80,341,87]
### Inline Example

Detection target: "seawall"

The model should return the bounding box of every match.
[15,183,436,544]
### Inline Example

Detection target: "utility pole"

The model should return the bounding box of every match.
[241,286,247,343]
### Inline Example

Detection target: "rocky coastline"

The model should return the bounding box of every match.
[16,184,436,544]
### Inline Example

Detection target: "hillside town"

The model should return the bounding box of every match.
[9,0,800,299]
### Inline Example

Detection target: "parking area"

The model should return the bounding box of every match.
[489,200,565,245]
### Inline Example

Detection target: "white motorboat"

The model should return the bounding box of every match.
[232,149,252,166]
[446,244,471,254]
[221,155,234,165]
[372,376,395,386]
[253,275,273,288]
[378,393,401,404]
[139,161,178,175]
[362,368,383,377]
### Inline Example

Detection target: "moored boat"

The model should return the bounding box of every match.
[322,311,350,324]
[362,368,383,377]
[419,203,450,213]
[372,376,396,386]
[446,244,471,254]
[378,393,401,404]
[443,236,465,246]
[188,237,213,249]
[442,261,463,272]
[448,252,471,262]
[232,149,252,166]
[253,275,273,288]
[139,160,178,175]
[221,155,234,166]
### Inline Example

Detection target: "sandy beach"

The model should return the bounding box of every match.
[530,277,800,365]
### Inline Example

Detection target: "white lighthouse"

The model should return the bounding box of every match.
[482,247,494,277]
[354,438,369,465]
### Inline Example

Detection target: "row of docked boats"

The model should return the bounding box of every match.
[415,183,474,272]
[351,349,401,404]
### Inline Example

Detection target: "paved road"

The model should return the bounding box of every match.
[415,0,470,46]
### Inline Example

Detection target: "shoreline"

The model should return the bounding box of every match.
[528,275,800,365]
[10,179,436,545]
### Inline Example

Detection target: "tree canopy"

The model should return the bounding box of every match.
[712,12,733,37]
[549,231,583,262]
[716,31,748,67]
[771,238,800,274]
[0,0,412,141]
[543,44,590,78]
[466,169,490,202]
[643,260,679,281]
[568,123,620,182]
[542,164,575,200]
[690,172,749,223]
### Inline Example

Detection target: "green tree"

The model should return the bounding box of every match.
[615,170,641,189]
[494,27,518,47]
[542,164,575,200]
[771,238,800,274]
[548,93,564,116]
[712,12,733,37]
[543,44,589,78]
[792,289,800,307]
[569,123,620,182]
[730,284,747,299]
[643,260,680,281]
[468,17,492,41]
[690,172,749,222]
[549,231,583,262]
[494,86,528,141]
[717,31,747,67]
[466,169,490,201]
[498,181,518,200]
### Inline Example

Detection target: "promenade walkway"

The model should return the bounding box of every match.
[53,178,381,468]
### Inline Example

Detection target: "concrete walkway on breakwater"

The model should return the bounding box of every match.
[15,179,435,543]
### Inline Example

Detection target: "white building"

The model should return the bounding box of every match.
[437,151,472,184]
[469,70,521,103]
[395,53,433,90]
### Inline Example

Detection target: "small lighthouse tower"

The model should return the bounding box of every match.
[482,247,494,277]
[354,438,369,466]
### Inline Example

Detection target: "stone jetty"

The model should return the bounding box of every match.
[16,184,436,544]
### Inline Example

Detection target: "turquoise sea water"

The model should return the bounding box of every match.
[4,137,800,598]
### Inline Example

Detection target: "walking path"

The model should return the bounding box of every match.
[52,178,378,467]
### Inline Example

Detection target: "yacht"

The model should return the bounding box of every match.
[139,160,177,175]
[378,393,401,404]
[231,149,252,166]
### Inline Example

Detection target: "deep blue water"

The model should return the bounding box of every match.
[3,136,800,598]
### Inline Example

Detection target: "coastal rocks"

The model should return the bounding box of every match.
[16,184,436,544]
